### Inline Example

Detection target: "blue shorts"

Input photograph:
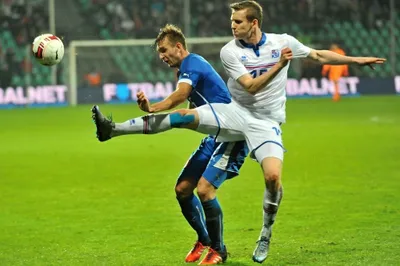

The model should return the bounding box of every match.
[177,136,248,188]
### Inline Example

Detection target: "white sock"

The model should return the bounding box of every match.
[112,113,172,137]
[260,186,283,238]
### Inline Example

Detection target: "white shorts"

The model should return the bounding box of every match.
[196,101,285,163]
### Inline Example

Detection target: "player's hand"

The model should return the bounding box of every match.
[278,47,293,68]
[353,57,386,70]
[136,91,154,113]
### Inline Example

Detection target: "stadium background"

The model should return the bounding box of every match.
[1,0,399,265]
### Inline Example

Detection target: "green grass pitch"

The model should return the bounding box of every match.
[0,96,399,265]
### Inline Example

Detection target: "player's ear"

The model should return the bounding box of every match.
[252,19,258,28]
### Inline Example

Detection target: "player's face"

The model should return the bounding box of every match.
[157,38,181,68]
[231,9,256,39]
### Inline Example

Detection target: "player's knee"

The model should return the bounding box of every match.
[175,183,193,199]
[261,157,282,191]
[264,172,281,191]
[265,171,280,182]
[197,187,214,202]
[170,112,195,128]
[196,178,216,201]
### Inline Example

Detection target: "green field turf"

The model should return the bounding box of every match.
[0,96,399,266]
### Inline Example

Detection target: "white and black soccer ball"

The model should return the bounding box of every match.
[32,34,64,66]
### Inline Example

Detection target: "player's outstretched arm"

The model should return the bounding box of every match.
[308,49,386,70]
[137,83,192,113]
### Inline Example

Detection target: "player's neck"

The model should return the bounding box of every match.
[181,50,190,58]
[177,50,190,67]
[243,29,263,46]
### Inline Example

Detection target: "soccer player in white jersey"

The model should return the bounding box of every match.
[92,1,385,263]
[219,1,384,263]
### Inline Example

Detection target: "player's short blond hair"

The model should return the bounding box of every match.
[154,24,187,49]
[230,0,263,28]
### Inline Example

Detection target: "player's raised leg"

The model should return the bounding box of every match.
[92,103,244,142]
[91,105,206,142]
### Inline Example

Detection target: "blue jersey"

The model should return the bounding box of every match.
[177,53,231,107]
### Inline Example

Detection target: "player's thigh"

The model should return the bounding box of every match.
[197,168,236,202]
[196,103,245,141]
[176,136,219,195]
[200,166,235,191]
[201,141,248,189]
[246,117,285,163]
[248,119,284,187]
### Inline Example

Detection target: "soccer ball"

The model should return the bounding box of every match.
[32,34,64,66]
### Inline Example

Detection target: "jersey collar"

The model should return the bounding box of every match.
[239,33,266,57]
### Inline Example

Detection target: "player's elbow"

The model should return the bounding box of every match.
[241,80,258,95]
[310,50,326,64]
[246,82,263,95]
[237,75,261,95]
[315,53,326,64]
[246,87,258,95]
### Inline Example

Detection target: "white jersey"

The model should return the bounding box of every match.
[220,33,311,123]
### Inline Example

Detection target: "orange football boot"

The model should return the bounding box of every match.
[198,247,227,265]
[185,241,208,263]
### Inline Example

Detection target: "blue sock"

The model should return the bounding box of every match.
[177,194,210,245]
[201,198,224,251]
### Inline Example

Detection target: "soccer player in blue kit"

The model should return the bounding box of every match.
[94,24,248,265]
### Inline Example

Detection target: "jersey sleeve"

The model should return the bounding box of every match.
[285,34,311,59]
[178,57,201,87]
[220,45,248,80]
